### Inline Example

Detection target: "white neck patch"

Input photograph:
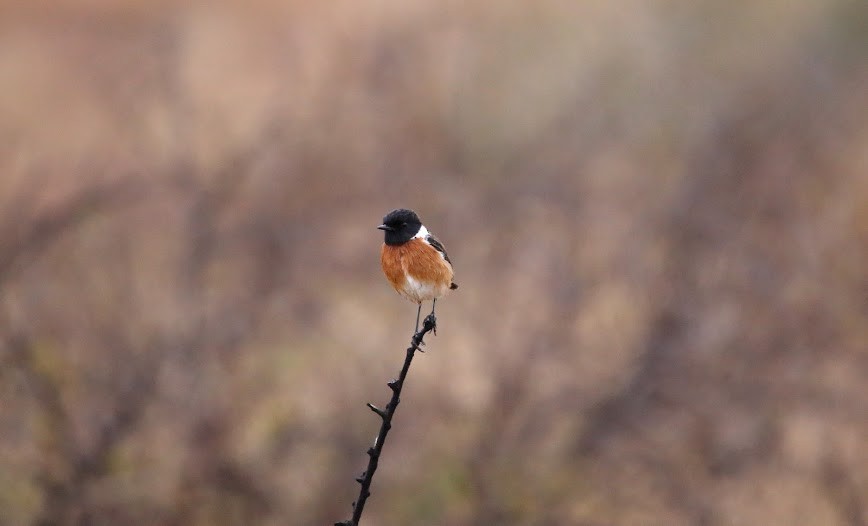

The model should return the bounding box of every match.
[413,224,429,240]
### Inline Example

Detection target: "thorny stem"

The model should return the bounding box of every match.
[334,313,438,526]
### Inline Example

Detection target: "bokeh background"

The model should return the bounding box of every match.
[1,1,867,525]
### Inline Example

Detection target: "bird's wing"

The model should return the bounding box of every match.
[425,233,452,266]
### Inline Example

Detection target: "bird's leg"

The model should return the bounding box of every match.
[414,303,427,350]
[428,298,438,336]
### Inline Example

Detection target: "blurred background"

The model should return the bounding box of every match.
[1,1,866,525]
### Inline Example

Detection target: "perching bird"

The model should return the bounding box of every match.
[378,208,458,333]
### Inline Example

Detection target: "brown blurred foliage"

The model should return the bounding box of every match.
[1,1,867,525]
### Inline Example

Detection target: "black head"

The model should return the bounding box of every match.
[378,208,422,245]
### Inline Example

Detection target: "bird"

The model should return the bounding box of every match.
[378,208,458,333]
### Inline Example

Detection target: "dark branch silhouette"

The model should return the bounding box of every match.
[335,313,438,526]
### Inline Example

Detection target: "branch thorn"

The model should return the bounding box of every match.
[366,403,387,419]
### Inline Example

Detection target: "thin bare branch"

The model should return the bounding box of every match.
[335,313,438,526]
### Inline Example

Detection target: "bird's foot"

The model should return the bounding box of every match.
[423,313,437,336]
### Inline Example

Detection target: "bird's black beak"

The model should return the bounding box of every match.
[377,224,394,231]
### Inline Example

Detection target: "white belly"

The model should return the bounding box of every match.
[400,274,448,303]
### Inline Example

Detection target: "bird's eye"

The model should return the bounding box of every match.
[401,222,408,227]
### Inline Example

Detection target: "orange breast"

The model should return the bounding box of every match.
[381,239,454,303]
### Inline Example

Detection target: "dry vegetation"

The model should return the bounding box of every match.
[1,1,867,525]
